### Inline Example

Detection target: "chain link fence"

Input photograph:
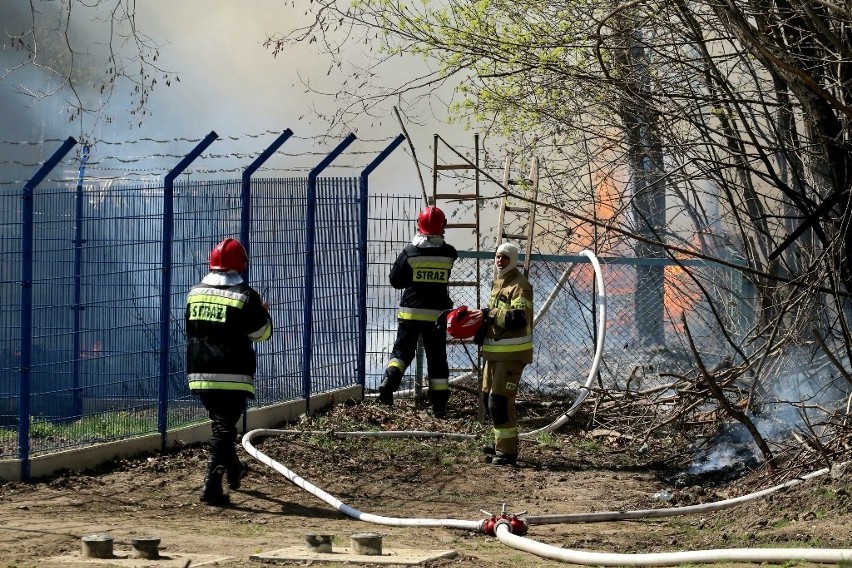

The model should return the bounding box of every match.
[0,176,364,461]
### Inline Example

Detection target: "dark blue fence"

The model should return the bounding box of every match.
[0,134,407,473]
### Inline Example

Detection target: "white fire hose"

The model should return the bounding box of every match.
[522,249,604,438]
[243,428,481,531]
[494,521,852,566]
[242,428,852,565]
[524,466,832,525]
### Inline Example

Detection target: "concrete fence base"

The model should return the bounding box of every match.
[0,386,362,481]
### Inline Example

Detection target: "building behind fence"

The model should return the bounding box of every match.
[0,141,755,474]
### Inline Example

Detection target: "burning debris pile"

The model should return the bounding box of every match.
[669,422,762,487]
[570,346,852,489]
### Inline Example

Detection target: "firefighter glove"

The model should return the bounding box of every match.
[473,308,489,346]
[435,309,450,332]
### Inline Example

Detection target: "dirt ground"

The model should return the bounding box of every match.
[1,396,851,568]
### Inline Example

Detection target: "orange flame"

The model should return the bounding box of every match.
[663,237,702,333]
[571,172,621,254]
[81,341,104,359]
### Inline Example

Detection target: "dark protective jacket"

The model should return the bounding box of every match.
[389,236,458,322]
[185,272,272,397]
[481,267,534,364]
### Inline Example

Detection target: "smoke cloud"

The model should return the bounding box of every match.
[0,1,478,195]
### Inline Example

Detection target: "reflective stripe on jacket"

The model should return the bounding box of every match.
[481,268,533,363]
[397,306,444,321]
[390,238,458,322]
[187,373,255,394]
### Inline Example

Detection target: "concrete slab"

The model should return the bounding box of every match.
[46,551,231,566]
[250,545,457,565]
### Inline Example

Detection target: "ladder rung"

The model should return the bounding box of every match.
[449,281,478,287]
[435,193,479,200]
[502,233,527,241]
[447,222,476,229]
[505,206,530,213]
[436,164,476,171]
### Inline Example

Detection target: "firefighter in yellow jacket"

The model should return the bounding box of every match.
[474,241,533,466]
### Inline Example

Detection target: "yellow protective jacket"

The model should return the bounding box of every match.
[481,267,533,364]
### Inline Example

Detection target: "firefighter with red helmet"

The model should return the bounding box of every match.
[379,205,458,417]
[186,238,272,505]
[476,241,533,466]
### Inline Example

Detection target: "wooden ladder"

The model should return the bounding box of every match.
[431,133,482,310]
[495,155,540,277]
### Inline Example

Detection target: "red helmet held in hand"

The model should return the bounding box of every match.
[209,238,248,272]
[446,306,484,339]
[417,206,447,236]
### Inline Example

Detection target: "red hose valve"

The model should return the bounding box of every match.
[480,514,528,536]
[507,515,528,536]
[481,516,497,536]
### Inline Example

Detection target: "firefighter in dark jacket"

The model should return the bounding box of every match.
[186,238,272,505]
[475,241,533,466]
[379,206,458,417]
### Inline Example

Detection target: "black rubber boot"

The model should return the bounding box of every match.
[200,463,230,506]
[481,443,496,455]
[428,388,450,419]
[227,459,249,491]
[491,451,517,467]
[378,371,401,406]
[378,385,393,406]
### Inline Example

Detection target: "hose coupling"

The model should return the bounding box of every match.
[480,513,529,536]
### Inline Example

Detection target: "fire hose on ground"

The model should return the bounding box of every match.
[242,428,852,565]
[241,249,852,564]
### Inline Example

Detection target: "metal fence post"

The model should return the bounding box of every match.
[72,144,91,419]
[19,136,77,480]
[358,135,405,393]
[240,129,294,281]
[303,133,357,413]
[240,129,292,431]
[159,131,218,450]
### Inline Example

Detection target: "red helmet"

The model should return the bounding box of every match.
[209,238,248,272]
[417,206,446,236]
[446,306,484,339]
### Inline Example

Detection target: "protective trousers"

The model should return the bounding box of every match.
[199,390,248,473]
[383,319,450,413]
[481,359,526,456]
